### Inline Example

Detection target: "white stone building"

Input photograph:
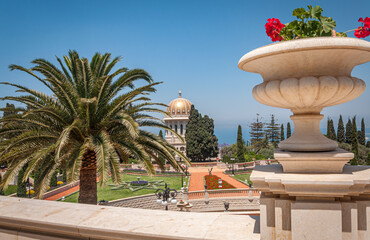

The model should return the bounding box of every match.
[164,91,192,161]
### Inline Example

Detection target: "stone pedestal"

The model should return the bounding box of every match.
[274,148,353,173]
[251,165,370,240]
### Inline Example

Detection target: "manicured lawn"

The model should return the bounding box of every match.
[4,185,17,196]
[63,174,183,203]
[231,173,252,186]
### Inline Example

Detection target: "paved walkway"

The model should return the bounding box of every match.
[44,185,80,201]
[188,167,248,191]
[44,178,98,201]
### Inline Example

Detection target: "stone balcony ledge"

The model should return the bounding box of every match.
[0,196,260,240]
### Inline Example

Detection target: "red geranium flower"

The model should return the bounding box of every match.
[354,17,370,38]
[265,18,285,42]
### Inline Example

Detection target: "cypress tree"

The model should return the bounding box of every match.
[157,130,166,165]
[62,170,67,183]
[0,174,3,195]
[352,117,358,144]
[345,119,352,144]
[236,125,245,162]
[359,118,366,145]
[17,166,27,197]
[351,116,359,165]
[280,124,285,141]
[367,141,370,148]
[287,122,292,138]
[367,153,370,166]
[33,167,41,190]
[185,105,202,161]
[201,115,219,160]
[330,119,336,141]
[50,171,58,187]
[327,118,332,139]
[337,115,345,143]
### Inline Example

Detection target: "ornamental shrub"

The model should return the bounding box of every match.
[50,171,58,187]
[26,189,35,195]
[17,166,27,197]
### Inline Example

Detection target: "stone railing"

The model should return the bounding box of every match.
[107,192,186,211]
[186,188,260,200]
[187,197,260,212]
[190,162,219,168]
[0,196,260,240]
[108,189,260,212]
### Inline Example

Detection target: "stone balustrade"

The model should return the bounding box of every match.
[107,189,260,212]
[0,196,260,240]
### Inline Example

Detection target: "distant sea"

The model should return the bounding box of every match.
[215,127,370,145]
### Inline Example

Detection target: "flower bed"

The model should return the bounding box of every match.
[204,175,236,190]
[122,169,187,176]
[130,180,148,186]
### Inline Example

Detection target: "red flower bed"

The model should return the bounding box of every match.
[204,175,236,190]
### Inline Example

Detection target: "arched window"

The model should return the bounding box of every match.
[180,124,183,135]
[175,125,178,133]
[170,125,172,135]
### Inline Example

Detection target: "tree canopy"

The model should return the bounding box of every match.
[185,105,218,161]
[249,114,265,152]
[266,114,280,147]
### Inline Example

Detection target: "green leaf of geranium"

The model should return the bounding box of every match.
[310,6,323,19]
[293,8,307,19]
[320,16,336,33]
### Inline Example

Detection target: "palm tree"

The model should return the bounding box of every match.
[0,51,188,204]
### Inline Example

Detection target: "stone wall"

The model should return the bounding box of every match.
[188,197,260,212]
[107,192,186,211]
[108,192,260,212]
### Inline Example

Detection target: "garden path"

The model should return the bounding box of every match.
[188,167,248,191]
[44,185,79,201]
[44,178,99,201]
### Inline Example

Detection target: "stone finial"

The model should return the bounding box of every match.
[179,90,182,98]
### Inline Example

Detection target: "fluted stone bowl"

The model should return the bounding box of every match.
[252,76,365,115]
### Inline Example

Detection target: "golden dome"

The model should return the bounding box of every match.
[167,90,192,116]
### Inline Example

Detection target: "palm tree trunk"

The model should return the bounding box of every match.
[78,149,97,204]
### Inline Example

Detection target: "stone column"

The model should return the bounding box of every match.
[275,198,291,240]
[260,193,275,240]
[341,201,358,240]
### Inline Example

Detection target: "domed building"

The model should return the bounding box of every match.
[164,90,192,161]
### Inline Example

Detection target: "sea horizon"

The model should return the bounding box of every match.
[216,127,370,145]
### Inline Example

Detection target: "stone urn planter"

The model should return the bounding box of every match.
[240,38,370,239]
[239,37,370,173]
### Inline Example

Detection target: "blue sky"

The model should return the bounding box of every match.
[0,0,369,144]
